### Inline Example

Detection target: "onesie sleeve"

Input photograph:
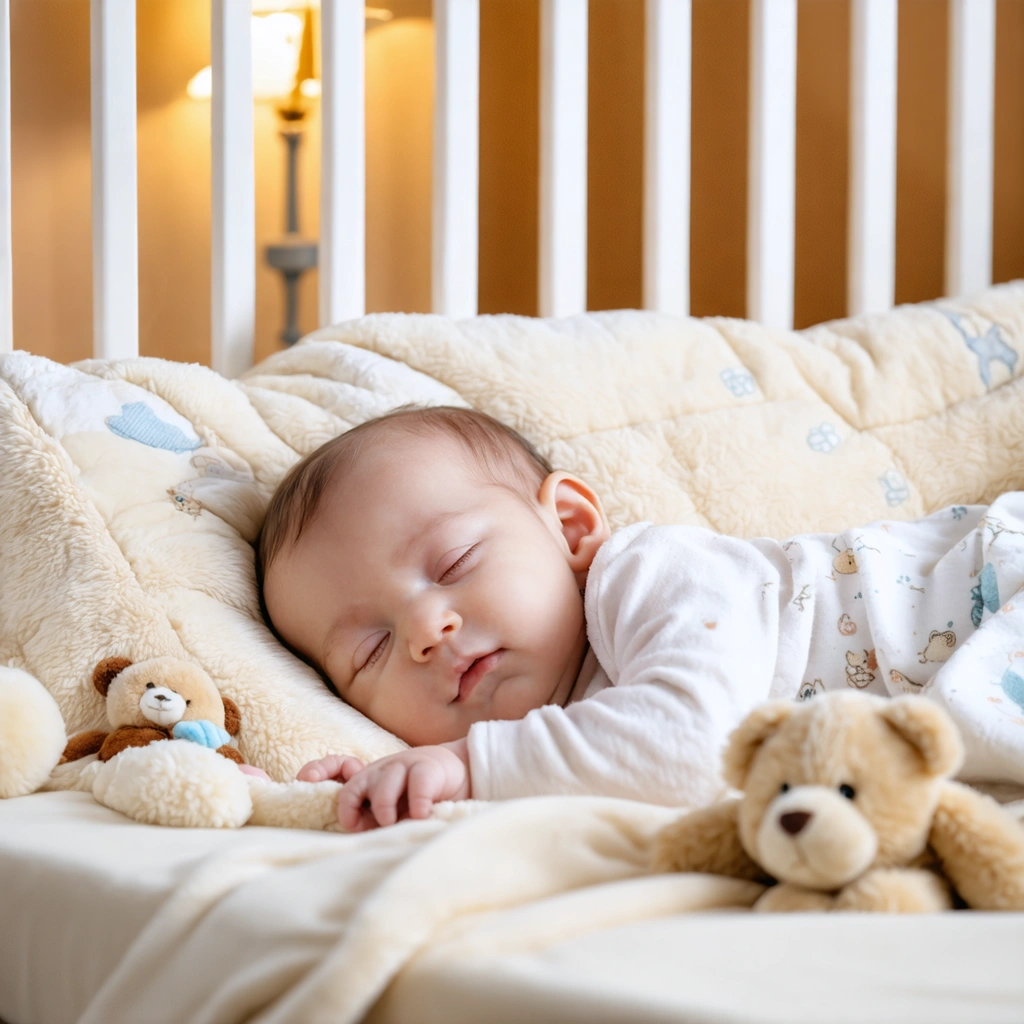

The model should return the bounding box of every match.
[467,523,782,808]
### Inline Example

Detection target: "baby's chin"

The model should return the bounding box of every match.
[396,706,495,746]
[391,701,522,746]
[377,672,564,746]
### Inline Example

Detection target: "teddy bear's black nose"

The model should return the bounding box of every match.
[780,811,812,835]
[155,694,169,702]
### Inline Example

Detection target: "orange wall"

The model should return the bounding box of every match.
[9,0,1024,367]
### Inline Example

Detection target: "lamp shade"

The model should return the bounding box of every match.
[185,6,392,104]
[185,12,304,103]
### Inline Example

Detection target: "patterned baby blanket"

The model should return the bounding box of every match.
[1,282,1023,780]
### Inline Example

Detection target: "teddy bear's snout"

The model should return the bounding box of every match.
[755,785,877,890]
[139,686,188,728]
[779,810,811,835]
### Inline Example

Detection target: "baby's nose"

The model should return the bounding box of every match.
[411,610,460,659]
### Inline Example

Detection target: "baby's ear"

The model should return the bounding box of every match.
[722,701,792,790]
[538,472,609,573]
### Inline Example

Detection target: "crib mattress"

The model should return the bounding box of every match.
[0,791,348,1023]
[3,792,1024,1024]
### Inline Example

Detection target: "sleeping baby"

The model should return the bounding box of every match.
[258,405,1024,830]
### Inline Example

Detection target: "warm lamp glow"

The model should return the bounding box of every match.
[253,12,304,99]
[186,66,212,101]
[186,5,392,104]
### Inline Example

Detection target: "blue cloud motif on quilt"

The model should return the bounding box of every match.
[807,423,840,453]
[106,402,200,454]
[878,469,909,507]
[172,719,231,749]
[1000,668,1024,714]
[719,367,756,398]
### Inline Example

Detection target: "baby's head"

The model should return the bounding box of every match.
[258,406,609,745]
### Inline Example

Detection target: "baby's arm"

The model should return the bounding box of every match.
[470,524,783,808]
[298,740,470,830]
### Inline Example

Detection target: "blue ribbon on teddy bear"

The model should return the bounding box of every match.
[172,719,232,749]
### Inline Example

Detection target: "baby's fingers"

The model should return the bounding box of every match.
[297,754,364,783]
[369,761,410,827]
[337,772,375,831]
[406,759,445,820]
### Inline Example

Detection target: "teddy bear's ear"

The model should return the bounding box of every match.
[879,697,964,778]
[92,656,133,697]
[221,696,241,736]
[721,701,793,790]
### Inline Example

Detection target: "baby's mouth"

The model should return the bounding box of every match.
[454,650,504,702]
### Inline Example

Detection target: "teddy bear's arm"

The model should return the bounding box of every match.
[928,781,1024,910]
[216,744,244,765]
[754,883,836,913]
[652,798,768,881]
[834,869,952,913]
[98,725,170,762]
[60,730,109,764]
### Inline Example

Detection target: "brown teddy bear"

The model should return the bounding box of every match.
[61,656,244,766]
[652,691,1024,912]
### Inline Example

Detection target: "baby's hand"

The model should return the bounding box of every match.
[296,754,366,784]
[337,741,470,831]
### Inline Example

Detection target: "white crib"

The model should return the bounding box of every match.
[0,0,1001,375]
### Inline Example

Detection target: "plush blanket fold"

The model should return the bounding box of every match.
[75,796,758,1024]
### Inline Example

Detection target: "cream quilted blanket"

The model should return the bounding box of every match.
[1,283,1023,780]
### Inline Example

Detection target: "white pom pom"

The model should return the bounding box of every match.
[0,667,67,798]
[92,740,252,828]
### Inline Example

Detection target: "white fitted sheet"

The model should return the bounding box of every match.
[3,791,1024,1024]
[371,908,1024,1024]
[0,791,348,1024]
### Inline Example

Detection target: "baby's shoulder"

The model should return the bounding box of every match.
[591,522,772,599]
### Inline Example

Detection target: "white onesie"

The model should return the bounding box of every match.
[466,493,1024,807]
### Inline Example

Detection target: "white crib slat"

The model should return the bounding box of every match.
[643,0,690,316]
[211,0,254,378]
[319,0,365,326]
[747,0,796,330]
[848,0,897,316]
[0,0,11,353]
[90,0,138,360]
[946,0,995,298]
[432,0,479,319]
[539,0,587,318]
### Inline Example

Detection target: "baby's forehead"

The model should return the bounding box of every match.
[326,432,516,509]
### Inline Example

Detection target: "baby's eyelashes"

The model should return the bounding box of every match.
[438,543,479,583]
[356,630,387,671]
[365,636,388,669]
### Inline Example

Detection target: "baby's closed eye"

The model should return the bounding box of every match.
[438,543,479,583]
[356,631,389,671]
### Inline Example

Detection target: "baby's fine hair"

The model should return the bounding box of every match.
[256,405,553,585]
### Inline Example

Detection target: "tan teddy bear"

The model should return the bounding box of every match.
[652,691,1024,912]
[61,656,244,766]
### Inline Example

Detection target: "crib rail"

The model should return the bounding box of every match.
[0,0,1002,368]
[211,0,256,379]
[320,0,365,326]
[0,0,11,352]
[91,0,139,361]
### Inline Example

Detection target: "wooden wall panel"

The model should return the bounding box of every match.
[993,0,1024,288]
[794,0,849,329]
[689,0,748,320]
